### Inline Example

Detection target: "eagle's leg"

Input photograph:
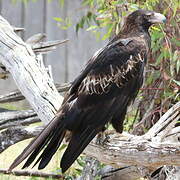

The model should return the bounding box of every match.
[96,129,115,145]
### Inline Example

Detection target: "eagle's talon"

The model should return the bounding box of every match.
[96,130,115,145]
[96,132,108,145]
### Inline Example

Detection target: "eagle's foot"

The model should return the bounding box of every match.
[96,130,115,145]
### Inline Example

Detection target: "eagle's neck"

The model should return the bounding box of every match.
[121,22,150,36]
[118,23,151,49]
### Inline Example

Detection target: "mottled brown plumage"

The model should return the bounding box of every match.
[9,9,166,173]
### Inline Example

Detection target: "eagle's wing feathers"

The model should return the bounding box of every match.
[76,38,146,96]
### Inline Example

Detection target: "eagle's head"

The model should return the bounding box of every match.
[124,9,166,32]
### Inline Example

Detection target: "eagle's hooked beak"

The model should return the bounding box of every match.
[150,12,166,24]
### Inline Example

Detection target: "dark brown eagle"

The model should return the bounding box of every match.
[9,9,166,173]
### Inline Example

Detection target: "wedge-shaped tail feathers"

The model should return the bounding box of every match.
[9,114,98,174]
[60,126,98,173]
[23,124,65,169]
[8,115,65,171]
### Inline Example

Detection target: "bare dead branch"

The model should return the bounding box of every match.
[0,102,179,168]
[0,90,23,103]
[144,101,180,142]
[13,26,25,33]
[0,83,71,103]
[32,39,69,53]
[0,126,43,153]
[0,110,40,130]
[99,166,143,180]
[0,169,62,179]
[84,132,180,169]
[25,33,46,44]
[25,33,69,54]
[0,15,64,123]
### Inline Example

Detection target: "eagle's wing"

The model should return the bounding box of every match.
[69,37,146,101]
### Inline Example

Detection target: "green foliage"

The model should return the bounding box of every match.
[53,17,72,30]
[76,11,99,35]
[0,103,22,110]
[58,0,65,7]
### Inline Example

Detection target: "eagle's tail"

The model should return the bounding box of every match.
[9,114,65,171]
[60,126,98,173]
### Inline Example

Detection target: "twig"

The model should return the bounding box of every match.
[0,109,40,130]
[79,157,99,180]
[0,126,43,153]
[0,83,71,103]
[32,39,69,54]
[0,169,63,179]
[132,82,163,133]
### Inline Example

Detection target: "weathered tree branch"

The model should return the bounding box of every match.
[0,126,43,153]
[0,83,71,103]
[0,169,62,179]
[98,166,144,180]
[144,101,180,142]
[0,110,40,130]
[0,102,179,167]
[0,16,64,124]
[85,133,180,168]
[0,90,23,103]
[84,102,180,169]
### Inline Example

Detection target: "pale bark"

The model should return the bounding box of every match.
[0,83,71,103]
[0,110,39,130]
[85,133,180,168]
[0,102,179,170]
[84,102,180,169]
[0,16,64,124]
[0,126,43,153]
[98,166,143,180]
[0,169,62,179]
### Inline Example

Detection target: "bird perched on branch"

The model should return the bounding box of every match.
[9,9,166,173]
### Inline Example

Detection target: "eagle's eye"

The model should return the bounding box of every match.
[144,12,154,19]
